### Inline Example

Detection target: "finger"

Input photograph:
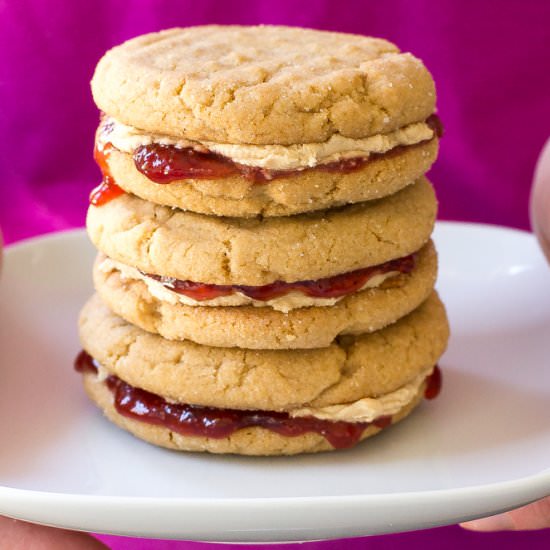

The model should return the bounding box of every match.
[460,496,550,531]
[0,516,109,549]
[530,138,550,262]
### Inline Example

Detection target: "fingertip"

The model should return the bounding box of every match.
[459,512,515,532]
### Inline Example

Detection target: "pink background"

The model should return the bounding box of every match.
[1,0,549,548]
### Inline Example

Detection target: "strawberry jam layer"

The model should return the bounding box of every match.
[75,350,401,449]
[90,142,124,206]
[133,145,374,184]
[424,364,442,399]
[95,115,442,187]
[144,254,415,302]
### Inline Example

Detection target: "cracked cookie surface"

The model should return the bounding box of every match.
[79,292,449,411]
[104,138,438,217]
[86,177,437,285]
[93,241,437,349]
[91,26,436,145]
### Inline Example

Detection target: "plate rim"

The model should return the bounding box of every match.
[1,467,550,507]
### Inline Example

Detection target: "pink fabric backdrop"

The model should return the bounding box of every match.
[1,1,549,548]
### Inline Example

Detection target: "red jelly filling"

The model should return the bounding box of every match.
[145,254,415,302]
[90,143,125,206]
[426,113,444,139]
[424,365,442,400]
[95,114,442,188]
[133,144,242,183]
[132,144,376,184]
[75,350,397,449]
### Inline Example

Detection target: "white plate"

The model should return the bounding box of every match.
[0,222,549,543]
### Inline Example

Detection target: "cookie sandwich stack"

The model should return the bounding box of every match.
[76,26,449,456]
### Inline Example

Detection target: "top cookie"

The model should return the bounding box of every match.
[91,25,436,145]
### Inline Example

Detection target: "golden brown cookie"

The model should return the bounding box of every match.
[103,137,438,217]
[78,292,449,411]
[93,241,437,349]
[86,177,437,285]
[91,26,436,145]
[82,370,426,455]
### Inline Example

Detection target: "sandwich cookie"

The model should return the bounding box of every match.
[77,292,449,455]
[91,25,438,216]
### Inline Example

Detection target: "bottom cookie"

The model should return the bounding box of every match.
[79,365,437,456]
